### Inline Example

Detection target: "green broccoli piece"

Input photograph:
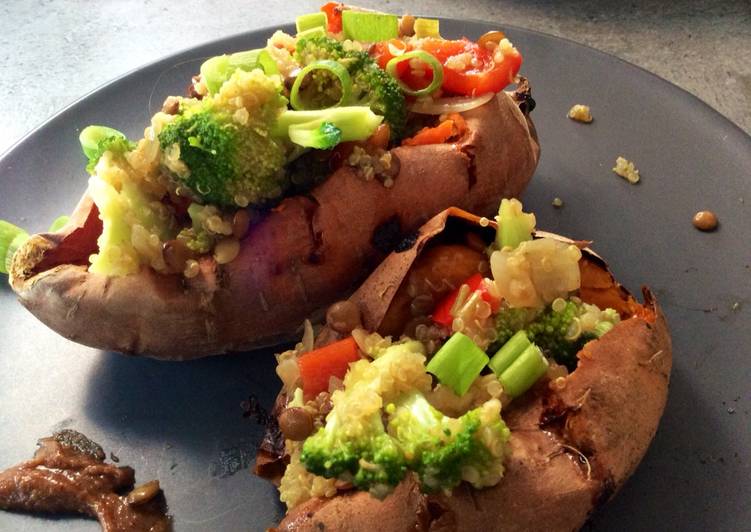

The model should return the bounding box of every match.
[493,306,540,347]
[158,68,290,208]
[175,203,217,254]
[274,106,383,147]
[295,36,407,139]
[388,393,509,492]
[79,125,135,174]
[494,299,620,370]
[158,104,288,208]
[301,403,406,498]
[288,121,341,149]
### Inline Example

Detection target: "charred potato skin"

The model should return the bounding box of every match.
[9,92,539,360]
[272,210,672,532]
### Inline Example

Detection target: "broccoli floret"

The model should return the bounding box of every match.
[295,36,407,139]
[301,409,406,497]
[300,340,430,498]
[387,393,509,492]
[158,69,289,208]
[494,298,620,370]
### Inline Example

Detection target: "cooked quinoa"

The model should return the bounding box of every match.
[567,104,593,123]
[613,156,640,184]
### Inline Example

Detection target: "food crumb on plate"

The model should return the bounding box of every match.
[692,210,719,231]
[567,104,593,123]
[613,156,640,184]
[552,197,564,208]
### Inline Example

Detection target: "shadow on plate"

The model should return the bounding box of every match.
[588,365,746,530]
[82,345,284,453]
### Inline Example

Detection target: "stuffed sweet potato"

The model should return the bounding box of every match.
[257,201,672,531]
[2,7,539,359]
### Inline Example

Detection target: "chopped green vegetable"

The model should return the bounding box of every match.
[300,341,428,498]
[426,332,489,396]
[414,18,441,38]
[341,11,398,42]
[288,121,342,149]
[493,298,620,370]
[496,198,535,250]
[296,12,327,33]
[158,69,289,208]
[295,26,326,39]
[200,49,279,95]
[488,330,530,376]
[289,60,352,110]
[295,35,407,138]
[498,344,548,398]
[0,220,29,274]
[385,51,444,97]
[79,125,135,174]
[388,393,509,491]
[273,106,383,144]
[48,216,70,232]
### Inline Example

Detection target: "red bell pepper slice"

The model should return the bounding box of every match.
[432,273,499,326]
[320,2,344,34]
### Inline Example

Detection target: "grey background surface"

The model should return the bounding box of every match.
[0,0,749,156]
[0,2,750,532]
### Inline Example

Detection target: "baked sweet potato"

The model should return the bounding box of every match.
[9,92,539,359]
[261,206,672,531]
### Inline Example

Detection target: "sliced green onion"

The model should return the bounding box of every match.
[385,50,444,97]
[593,320,615,337]
[288,120,342,149]
[496,198,535,250]
[498,344,549,398]
[48,215,70,232]
[296,26,327,39]
[341,11,398,41]
[274,106,383,143]
[290,60,352,110]
[414,18,440,38]
[296,12,327,33]
[200,49,278,94]
[0,220,29,274]
[79,125,128,161]
[489,330,530,376]
[426,332,489,396]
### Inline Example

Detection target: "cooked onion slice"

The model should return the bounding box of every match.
[409,92,495,115]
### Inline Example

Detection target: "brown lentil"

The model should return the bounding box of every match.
[183,259,200,278]
[478,30,506,50]
[161,96,180,115]
[326,300,362,334]
[232,209,251,239]
[398,14,415,36]
[278,407,315,441]
[214,238,240,264]
[126,480,161,506]
[693,210,718,231]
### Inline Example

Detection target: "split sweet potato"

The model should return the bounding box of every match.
[267,208,672,531]
[9,91,539,359]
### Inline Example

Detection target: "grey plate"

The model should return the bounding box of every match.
[1,19,749,532]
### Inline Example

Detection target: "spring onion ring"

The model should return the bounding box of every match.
[385,50,444,97]
[289,60,352,111]
[408,92,495,115]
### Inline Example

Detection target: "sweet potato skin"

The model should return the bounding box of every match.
[9,92,539,359]
[273,210,672,532]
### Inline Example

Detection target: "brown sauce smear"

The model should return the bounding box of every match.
[0,430,171,531]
